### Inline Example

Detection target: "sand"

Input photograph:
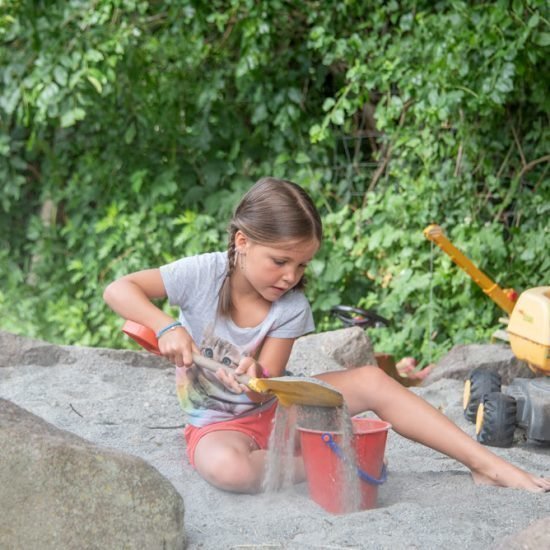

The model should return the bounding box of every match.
[1,345,549,549]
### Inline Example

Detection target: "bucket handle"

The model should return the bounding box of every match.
[322,433,388,486]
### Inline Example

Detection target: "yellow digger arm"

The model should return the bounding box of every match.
[423,224,516,315]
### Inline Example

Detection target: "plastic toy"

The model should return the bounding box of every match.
[424,224,550,447]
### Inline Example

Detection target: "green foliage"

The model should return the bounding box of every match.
[1,1,549,363]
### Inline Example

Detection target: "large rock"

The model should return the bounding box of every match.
[0,329,168,369]
[0,330,75,367]
[492,516,550,549]
[317,326,377,368]
[0,399,186,550]
[287,327,376,376]
[423,343,535,386]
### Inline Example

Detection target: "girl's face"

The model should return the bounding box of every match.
[235,233,319,302]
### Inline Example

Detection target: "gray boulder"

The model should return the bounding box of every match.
[492,516,550,549]
[0,398,186,550]
[287,327,376,376]
[423,343,535,386]
[0,329,168,370]
[0,330,75,367]
[317,326,377,368]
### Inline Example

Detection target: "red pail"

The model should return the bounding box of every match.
[298,417,391,514]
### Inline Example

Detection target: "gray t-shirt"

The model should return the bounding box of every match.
[160,251,315,426]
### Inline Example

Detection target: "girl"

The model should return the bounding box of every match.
[103,177,550,494]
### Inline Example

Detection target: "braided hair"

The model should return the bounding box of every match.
[218,177,322,316]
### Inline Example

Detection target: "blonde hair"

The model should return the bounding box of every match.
[218,177,322,316]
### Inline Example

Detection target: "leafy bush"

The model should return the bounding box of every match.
[1,1,548,362]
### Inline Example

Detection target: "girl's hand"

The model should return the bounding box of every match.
[157,326,199,368]
[215,356,263,394]
[235,356,264,379]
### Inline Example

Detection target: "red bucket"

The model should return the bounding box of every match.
[298,417,391,514]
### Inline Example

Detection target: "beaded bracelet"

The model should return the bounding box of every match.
[156,321,183,339]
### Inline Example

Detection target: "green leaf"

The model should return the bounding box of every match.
[54,66,68,86]
[124,123,136,144]
[288,88,302,104]
[331,109,344,125]
[534,32,550,47]
[87,75,103,94]
[527,14,540,29]
[322,98,335,111]
[295,152,310,164]
[60,107,86,127]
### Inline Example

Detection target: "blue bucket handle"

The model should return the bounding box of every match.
[321,433,387,486]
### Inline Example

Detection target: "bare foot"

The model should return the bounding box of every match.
[471,462,550,493]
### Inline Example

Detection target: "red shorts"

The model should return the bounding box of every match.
[183,401,278,467]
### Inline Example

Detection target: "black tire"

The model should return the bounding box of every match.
[476,392,517,448]
[463,368,501,422]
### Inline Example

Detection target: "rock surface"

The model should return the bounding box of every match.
[287,326,376,375]
[492,516,550,549]
[424,343,535,386]
[0,398,185,550]
[0,329,167,370]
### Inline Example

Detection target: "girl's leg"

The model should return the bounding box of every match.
[192,429,304,493]
[193,430,267,493]
[316,366,550,493]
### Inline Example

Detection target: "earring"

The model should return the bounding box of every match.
[239,252,246,271]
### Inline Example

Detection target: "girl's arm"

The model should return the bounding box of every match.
[256,336,295,378]
[103,268,172,333]
[103,268,198,366]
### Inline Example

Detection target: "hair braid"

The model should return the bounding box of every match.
[217,224,238,316]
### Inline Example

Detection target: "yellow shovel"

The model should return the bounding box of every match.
[122,320,343,408]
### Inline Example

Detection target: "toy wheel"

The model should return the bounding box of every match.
[475,392,517,448]
[463,368,501,422]
[331,305,390,328]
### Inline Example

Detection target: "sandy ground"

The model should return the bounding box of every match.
[1,344,549,550]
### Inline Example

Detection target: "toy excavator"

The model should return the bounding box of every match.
[424,224,550,447]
